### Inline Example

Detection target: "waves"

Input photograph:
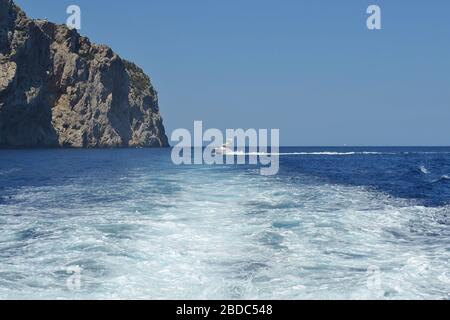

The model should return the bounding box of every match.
[419,165,430,174]
[0,148,450,299]
[416,166,450,184]
[0,163,449,299]
[417,165,450,184]
[0,168,22,176]
[433,175,450,184]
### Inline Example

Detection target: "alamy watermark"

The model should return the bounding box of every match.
[66,265,82,291]
[366,265,384,298]
[171,121,280,176]
[66,5,81,30]
[367,5,382,30]
[64,4,381,32]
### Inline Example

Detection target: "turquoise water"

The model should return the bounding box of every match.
[0,148,449,299]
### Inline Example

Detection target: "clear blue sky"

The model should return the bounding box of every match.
[15,0,450,146]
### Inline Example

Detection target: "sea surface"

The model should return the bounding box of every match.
[0,147,449,299]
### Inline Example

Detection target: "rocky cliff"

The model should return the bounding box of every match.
[0,0,169,147]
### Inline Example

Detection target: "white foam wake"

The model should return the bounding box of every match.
[226,151,450,156]
[1,164,449,299]
[226,151,386,156]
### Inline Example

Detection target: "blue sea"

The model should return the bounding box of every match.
[0,147,449,299]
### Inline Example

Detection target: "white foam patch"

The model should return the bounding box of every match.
[0,167,449,299]
[419,166,430,174]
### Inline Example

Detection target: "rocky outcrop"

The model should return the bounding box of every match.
[0,0,168,147]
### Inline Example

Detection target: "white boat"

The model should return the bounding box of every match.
[213,140,234,155]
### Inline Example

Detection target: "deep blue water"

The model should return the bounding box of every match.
[0,147,449,299]
[278,147,450,207]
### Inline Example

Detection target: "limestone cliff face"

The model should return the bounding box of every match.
[0,0,169,147]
